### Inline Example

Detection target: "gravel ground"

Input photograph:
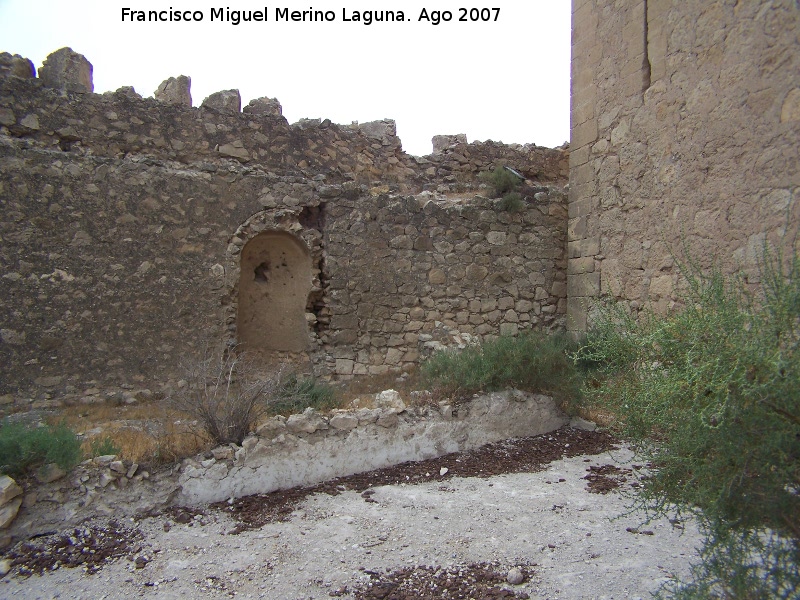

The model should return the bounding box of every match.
[0,428,702,599]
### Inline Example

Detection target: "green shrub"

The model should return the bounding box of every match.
[0,420,83,477]
[271,374,338,416]
[479,166,523,197]
[498,192,525,212]
[576,248,800,598]
[421,331,582,402]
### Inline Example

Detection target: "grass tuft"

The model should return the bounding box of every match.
[270,374,339,416]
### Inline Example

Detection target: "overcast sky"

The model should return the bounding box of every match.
[0,1,570,156]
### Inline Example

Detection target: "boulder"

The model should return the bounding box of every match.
[329,412,358,430]
[0,498,21,529]
[286,408,328,434]
[0,476,22,506]
[35,463,66,484]
[358,119,398,145]
[374,389,406,412]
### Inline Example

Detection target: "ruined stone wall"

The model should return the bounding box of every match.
[322,188,567,377]
[420,139,568,189]
[0,75,415,186]
[0,52,568,405]
[568,0,800,331]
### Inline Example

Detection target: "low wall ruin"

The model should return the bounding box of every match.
[2,388,568,538]
[178,390,567,505]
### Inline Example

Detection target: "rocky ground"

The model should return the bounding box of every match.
[0,428,702,599]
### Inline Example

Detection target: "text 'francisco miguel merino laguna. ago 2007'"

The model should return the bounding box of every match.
[120,7,501,26]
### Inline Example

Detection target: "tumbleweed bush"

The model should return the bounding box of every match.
[167,348,284,446]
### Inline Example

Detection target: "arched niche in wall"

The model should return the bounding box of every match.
[236,231,312,353]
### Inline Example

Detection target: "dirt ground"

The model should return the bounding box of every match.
[0,428,702,599]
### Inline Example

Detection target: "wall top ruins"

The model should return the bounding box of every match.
[0,47,568,189]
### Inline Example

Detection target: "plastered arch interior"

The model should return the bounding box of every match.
[236,231,313,354]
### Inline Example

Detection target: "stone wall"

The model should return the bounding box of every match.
[0,48,569,405]
[568,0,800,331]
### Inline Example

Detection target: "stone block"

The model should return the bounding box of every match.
[0,498,21,529]
[376,410,399,428]
[486,231,507,246]
[218,140,250,161]
[428,268,447,284]
[568,216,588,241]
[551,281,568,298]
[571,100,594,128]
[465,264,488,281]
[781,88,800,123]
[431,134,467,154]
[385,348,403,364]
[35,464,65,484]
[358,119,398,144]
[649,274,674,299]
[374,389,406,412]
[600,259,624,297]
[567,297,589,332]
[286,409,327,434]
[569,257,595,275]
[499,323,519,336]
[335,359,355,375]
[571,117,598,150]
[568,144,591,169]
[568,237,601,258]
[568,196,595,219]
[0,52,35,79]
[329,413,358,430]
[567,272,600,297]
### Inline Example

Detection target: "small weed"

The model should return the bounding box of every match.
[271,374,339,416]
[87,435,120,457]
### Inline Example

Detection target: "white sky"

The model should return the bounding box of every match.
[0,1,570,156]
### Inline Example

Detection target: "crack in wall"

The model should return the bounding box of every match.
[303,203,329,336]
[642,0,652,93]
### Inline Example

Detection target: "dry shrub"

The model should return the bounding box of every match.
[167,348,285,446]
